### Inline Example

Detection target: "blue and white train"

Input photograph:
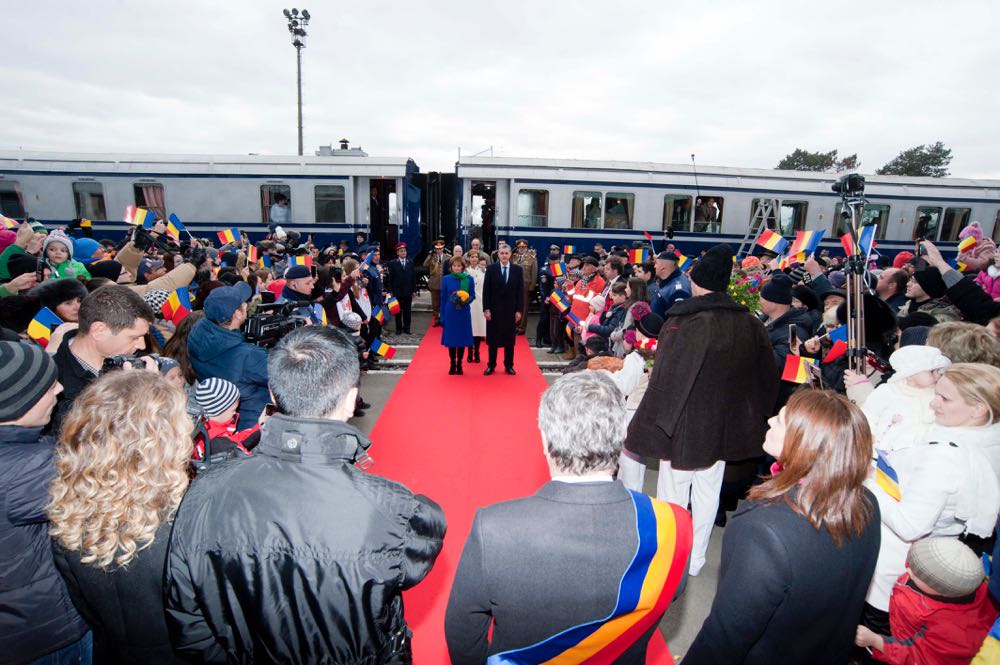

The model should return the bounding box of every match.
[2,147,998,259]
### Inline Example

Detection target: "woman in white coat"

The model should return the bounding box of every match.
[862,362,1000,633]
[466,251,487,364]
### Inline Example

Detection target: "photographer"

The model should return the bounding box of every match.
[187,281,269,427]
[51,285,155,431]
[166,326,446,663]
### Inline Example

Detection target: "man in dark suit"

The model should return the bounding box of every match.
[481,243,524,375]
[444,371,693,664]
[385,242,415,334]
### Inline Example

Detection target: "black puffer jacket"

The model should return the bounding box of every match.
[0,425,88,664]
[165,415,446,664]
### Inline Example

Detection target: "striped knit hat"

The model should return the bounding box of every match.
[0,341,58,421]
[194,378,240,419]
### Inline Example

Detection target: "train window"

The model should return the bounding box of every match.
[913,206,943,240]
[133,183,166,221]
[693,196,723,233]
[833,203,890,239]
[662,195,691,232]
[604,193,634,230]
[0,180,26,219]
[261,185,291,224]
[571,191,602,229]
[314,185,346,224]
[72,182,107,221]
[940,207,971,242]
[779,201,808,235]
[517,189,548,227]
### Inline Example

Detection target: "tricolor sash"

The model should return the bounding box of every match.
[487,492,691,665]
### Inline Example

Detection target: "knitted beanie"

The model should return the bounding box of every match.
[194,377,241,418]
[887,345,951,383]
[42,230,74,259]
[72,237,103,263]
[913,268,947,299]
[689,244,733,292]
[0,341,58,421]
[907,538,984,598]
[958,222,983,243]
[893,251,915,269]
[761,273,794,305]
[341,311,363,331]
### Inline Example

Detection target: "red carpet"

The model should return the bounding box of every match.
[367,328,673,663]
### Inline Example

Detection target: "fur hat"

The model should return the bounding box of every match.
[958,221,983,243]
[87,260,124,282]
[887,345,951,383]
[689,244,734,292]
[907,538,984,598]
[42,230,74,259]
[31,278,88,310]
[761,273,794,305]
[913,268,947,299]
[791,284,820,311]
[636,311,664,338]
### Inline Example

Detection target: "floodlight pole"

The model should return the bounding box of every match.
[283,8,310,156]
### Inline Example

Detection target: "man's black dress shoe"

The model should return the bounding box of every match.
[483,366,495,376]
[505,367,516,375]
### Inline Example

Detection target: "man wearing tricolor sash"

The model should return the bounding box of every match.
[445,371,693,664]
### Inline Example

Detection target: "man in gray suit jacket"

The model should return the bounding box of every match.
[445,372,693,664]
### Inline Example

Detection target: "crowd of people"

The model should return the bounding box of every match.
[2,212,1000,663]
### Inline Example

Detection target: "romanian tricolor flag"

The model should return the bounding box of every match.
[258,255,273,269]
[781,354,817,384]
[874,453,901,501]
[369,338,396,359]
[565,311,583,338]
[288,255,313,268]
[386,296,401,315]
[563,244,576,255]
[132,207,156,228]
[550,262,566,277]
[485,492,691,665]
[372,307,385,325]
[122,205,136,224]
[628,248,648,264]
[676,253,690,270]
[756,229,788,254]
[246,244,258,265]
[166,213,186,238]
[548,290,570,313]
[161,287,193,326]
[27,308,64,348]
[949,257,968,272]
[79,218,92,229]
[840,226,876,257]
[778,252,807,271]
[313,304,328,326]
[957,235,977,253]
[828,324,848,344]
[217,227,240,245]
[824,340,849,364]
[0,214,17,229]
[643,231,654,242]
[788,229,825,257]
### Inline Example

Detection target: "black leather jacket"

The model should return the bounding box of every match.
[165,415,446,664]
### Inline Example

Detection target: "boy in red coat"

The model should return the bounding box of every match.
[856,538,998,664]
[194,377,259,458]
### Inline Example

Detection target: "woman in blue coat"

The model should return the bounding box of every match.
[441,255,476,375]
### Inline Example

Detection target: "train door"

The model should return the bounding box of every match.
[471,180,496,251]
[369,179,397,251]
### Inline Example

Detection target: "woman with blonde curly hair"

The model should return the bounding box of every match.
[49,370,192,664]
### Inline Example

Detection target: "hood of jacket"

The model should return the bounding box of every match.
[665,291,748,319]
[188,317,246,362]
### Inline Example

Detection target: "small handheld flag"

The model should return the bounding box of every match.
[676,252,690,270]
[122,204,135,223]
[566,311,583,328]
[875,453,901,501]
[246,244,258,265]
[957,235,977,253]
[840,226,876,257]
[386,296,401,315]
[0,214,17,229]
[550,262,566,277]
[79,218,92,229]
[828,324,848,344]
[563,244,576,255]
[161,287,193,326]
[788,230,825,257]
[643,231,654,242]
[781,354,817,384]
[547,290,570,313]
[629,248,648,264]
[132,207,156,228]
[372,307,385,325]
[166,213,187,238]
[258,255,273,269]
[949,257,968,272]
[217,227,240,245]
[369,338,397,359]
[288,255,313,268]
[756,229,788,254]
[27,308,64,348]
[823,340,849,364]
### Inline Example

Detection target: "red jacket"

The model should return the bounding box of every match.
[873,573,998,665]
[194,420,259,460]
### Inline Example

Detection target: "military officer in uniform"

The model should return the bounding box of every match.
[512,239,537,336]
[423,237,449,327]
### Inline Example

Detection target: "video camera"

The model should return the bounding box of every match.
[241,301,309,348]
[831,173,865,198]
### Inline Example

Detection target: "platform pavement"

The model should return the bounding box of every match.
[348,293,723,658]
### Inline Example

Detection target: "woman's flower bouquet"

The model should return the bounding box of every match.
[729,274,761,313]
[450,289,471,309]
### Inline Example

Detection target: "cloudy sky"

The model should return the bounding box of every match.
[4,1,998,177]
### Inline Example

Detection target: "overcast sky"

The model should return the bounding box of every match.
[3,1,998,177]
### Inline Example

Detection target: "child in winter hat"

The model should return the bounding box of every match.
[860,345,951,452]
[855,538,996,662]
[957,221,997,272]
[580,294,606,343]
[194,377,258,456]
[42,230,91,280]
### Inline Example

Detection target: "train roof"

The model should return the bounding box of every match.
[456,156,1000,190]
[0,150,417,177]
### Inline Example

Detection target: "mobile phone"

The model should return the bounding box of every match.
[917,241,928,257]
[35,259,45,282]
